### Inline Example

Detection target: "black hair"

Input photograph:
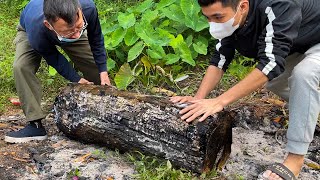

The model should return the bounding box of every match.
[198,0,241,10]
[43,0,81,25]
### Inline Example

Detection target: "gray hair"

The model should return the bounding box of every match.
[43,0,81,26]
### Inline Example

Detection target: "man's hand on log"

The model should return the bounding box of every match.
[179,98,225,123]
[78,78,94,85]
[100,71,111,86]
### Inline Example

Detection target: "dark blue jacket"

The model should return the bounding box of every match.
[20,0,106,82]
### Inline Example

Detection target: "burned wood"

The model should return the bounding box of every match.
[53,84,265,173]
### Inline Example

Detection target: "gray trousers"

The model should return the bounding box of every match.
[266,44,320,155]
[13,25,100,122]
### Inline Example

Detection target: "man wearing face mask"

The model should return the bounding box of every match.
[4,0,110,143]
[171,0,320,179]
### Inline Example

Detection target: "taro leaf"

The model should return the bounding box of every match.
[128,41,145,62]
[141,9,159,23]
[170,35,195,66]
[104,35,115,50]
[180,0,200,18]
[150,45,166,57]
[157,28,175,41]
[101,24,119,35]
[195,15,209,32]
[118,13,136,29]
[169,34,184,49]
[179,42,195,66]
[174,74,189,82]
[135,22,170,46]
[49,66,57,76]
[161,4,184,22]
[141,56,152,75]
[124,27,139,46]
[193,35,208,55]
[134,0,154,13]
[159,19,170,28]
[185,14,209,32]
[185,35,193,47]
[111,27,126,47]
[115,63,135,90]
[164,54,180,65]
[156,0,176,9]
[116,48,126,62]
[107,58,116,71]
[147,49,163,59]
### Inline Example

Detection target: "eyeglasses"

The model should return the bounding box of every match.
[48,11,88,39]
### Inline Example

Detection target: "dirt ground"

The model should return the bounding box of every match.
[0,95,319,180]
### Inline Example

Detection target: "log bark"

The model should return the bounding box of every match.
[54,84,235,173]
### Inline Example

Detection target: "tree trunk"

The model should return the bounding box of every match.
[54,84,236,173]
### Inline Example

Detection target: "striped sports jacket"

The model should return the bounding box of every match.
[210,0,320,80]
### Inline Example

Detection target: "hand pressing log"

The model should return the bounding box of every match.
[54,84,233,173]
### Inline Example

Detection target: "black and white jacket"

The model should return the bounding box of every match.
[210,0,320,80]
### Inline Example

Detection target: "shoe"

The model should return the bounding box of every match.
[257,163,297,180]
[4,123,47,143]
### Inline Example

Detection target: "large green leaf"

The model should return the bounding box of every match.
[141,9,159,23]
[150,45,166,57]
[169,34,184,49]
[185,35,193,47]
[179,42,195,66]
[193,35,208,55]
[101,23,119,35]
[161,4,184,22]
[128,41,145,62]
[184,15,209,32]
[170,35,195,66]
[180,0,200,18]
[115,63,135,90]
[135,22,170,46]
[134,0,154,13]
[156,0,176,9]
[157,28,175,41]
[124,27,139,46]
[195,15,209,32]
[107,58,116,71]
[147,49,163,59]
[111,27,126,47]
[118,13,136,29]
[164,54,180,65]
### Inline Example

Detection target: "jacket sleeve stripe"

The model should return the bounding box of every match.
[262,7,277,75]
[215,41,227,69]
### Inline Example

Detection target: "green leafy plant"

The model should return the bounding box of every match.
[101,0,212,90]
[227,55,256,81]
[127,151,219,180]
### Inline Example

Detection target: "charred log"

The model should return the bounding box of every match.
[53,84,272,173]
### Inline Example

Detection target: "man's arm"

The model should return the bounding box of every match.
[180,0,302,122]
[171,37,235,103]
[181,68,268,122]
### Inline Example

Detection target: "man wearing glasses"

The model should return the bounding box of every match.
[5,0,110,143]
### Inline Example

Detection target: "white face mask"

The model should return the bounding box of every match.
[209,4,242,40]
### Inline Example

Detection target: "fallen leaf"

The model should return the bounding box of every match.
[151,87,176,97]
[261,98,285,107]
[0,123,9,129]
[52,139,67,148]
[74,152,92,163]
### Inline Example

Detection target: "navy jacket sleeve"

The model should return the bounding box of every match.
[84,3,107,73]
[256,1,302,80]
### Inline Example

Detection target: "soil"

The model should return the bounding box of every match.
[0,93,319,180]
